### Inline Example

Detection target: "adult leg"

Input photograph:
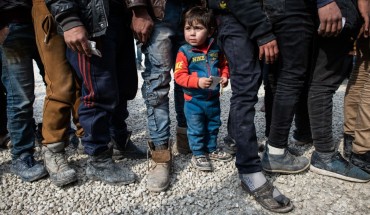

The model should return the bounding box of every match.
[1,22,47,181]
[309,33,370,182]
[262,0,313,174]
[32,0,77,186]
[66,9,135,184]
[217,14,293,213]
[350,38,370,173]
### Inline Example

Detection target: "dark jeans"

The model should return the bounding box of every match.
[263,63,312,141]
[0,50,7,136]
[308,33,355,153]
[218,14,262,174]
[67,8,136,155]
[265,0,314,148]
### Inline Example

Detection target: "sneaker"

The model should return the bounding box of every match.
[310,151,370,183]
[86,147,136,185]
[209,148,233,162]
[11,152,48,182]
[290,136,312,146]
[191,155,212,171]
[343,134,354,158]
[0,133,11,148]
[262,147,310,174]
[350,151,370,173]
[222,136,237,155]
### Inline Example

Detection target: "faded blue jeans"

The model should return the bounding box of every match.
[0,23,41,158]
[185,97,221,156]
[141,0,188,146]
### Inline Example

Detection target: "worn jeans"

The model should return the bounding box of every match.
[185,97,221,156]
[344,37,370,154]
[0,50,7,136]
[32,0,82,144]
[309,33,355,153]
[0,23,42,158]
[265,0,314,148]
[218,14,262,174]
[141,1,188,145]
[67,7,136,155]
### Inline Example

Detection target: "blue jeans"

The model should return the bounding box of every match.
[0,50,7,136]
[0,23,41,158]
[141,1,188,145]
[67,8,136,155]
[185,97,221,156]
[265,0,315,148]
[217,14,262,174]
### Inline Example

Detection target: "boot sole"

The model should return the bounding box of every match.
[310,164,370,183]
[87,174,136,185]
[263,162,310,174]
[147,180,170,192]
[52,175,78,187]
[19,171,49,182]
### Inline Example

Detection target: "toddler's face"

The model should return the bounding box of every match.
[184,21,210,47]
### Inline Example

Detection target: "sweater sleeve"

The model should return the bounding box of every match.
[174,51,199,89]
[45,0,83,32]
[219,53,229,79]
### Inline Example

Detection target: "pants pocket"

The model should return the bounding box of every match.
[41,15,54,44]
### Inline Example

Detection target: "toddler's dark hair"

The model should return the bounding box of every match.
[183,6,216,32]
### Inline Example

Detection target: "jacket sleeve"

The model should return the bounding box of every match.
[317,0,334,8]
[125,0,148,8]
[174,51,199,89]
[219,53,229,79]
[45,0,83,32]
[226,0,276,46]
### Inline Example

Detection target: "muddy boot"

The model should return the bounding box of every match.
[86,146,136,185]
[43,142,77,186]
[147,141,171,192]
[175,126,191,154]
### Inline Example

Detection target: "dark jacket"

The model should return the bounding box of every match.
[208,0,276,46]
[45,0,146,38]
[0,0,32,28]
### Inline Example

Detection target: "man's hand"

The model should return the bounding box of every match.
[318,1,342,37]
[198,77,212,89]
[0,26,9,45]
[63,26,91,57]
[131,7,153,44]
[259,40,279,64]
[358,0,370,38]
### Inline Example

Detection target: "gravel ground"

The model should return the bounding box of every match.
[0,65,370,215]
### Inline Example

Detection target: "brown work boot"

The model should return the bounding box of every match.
[147,141,172,192]
[175,126,191,154]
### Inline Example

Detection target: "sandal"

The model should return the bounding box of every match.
[241,180,294,213]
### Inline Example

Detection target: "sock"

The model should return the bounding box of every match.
[240,172,282,198]
[240,172,266,191]
[155,143,168,150]
[267,144,285,155]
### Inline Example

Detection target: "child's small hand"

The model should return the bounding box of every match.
[220,77,228,88]
[198,77,212,89]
